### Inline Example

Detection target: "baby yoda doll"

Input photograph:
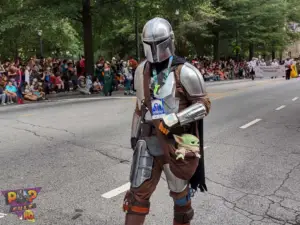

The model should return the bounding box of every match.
[173,134,201,160]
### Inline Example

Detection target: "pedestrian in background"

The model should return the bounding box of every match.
[103,62,113,96]
[284,57,292,80]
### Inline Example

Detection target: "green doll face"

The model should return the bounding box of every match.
[173,134,199,146]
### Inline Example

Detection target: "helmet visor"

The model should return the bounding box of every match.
[143,37,172,63]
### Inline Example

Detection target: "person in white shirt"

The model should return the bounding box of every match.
[259,59,266,66]
[248,58,257,80]
[25,66,31,85]
[271,60,279,66]
[284,58,293,80]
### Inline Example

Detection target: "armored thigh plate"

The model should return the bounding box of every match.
[163,164,188,193]
[130,140,154,188]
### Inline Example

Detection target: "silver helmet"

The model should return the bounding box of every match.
[141,17,175,63]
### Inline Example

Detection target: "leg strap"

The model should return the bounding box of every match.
[123,191,150,215]
[173,189,191,207]
[173,190,194,224]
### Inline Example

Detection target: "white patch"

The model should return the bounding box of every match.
[240,119,262,129]
[101,182,131,199]
[0,213,7,219]
[292,97,298,101]
[275,105,286,111]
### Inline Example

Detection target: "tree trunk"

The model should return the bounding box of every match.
[134,0,139,61]
[212,0,220,61]
[213,31,220,61]
[82,0,94,76]
[249,43,254,61]
[15,43,19,62]
[272,50,275,60]
[279,51,283,61]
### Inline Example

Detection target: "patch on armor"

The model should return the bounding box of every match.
[153,84,160,95]
[151,99,165,119]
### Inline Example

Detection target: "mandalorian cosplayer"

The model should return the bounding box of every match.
[123,17,211,225]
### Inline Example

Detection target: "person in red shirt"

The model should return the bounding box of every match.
[128,56,138,92]
[79,56,85,76]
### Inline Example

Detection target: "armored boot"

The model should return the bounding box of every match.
[173,220,190,225]
[173,205,194,225]
[125,214,146,225]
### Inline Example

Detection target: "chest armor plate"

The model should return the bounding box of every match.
[144,69,179,121]
[153,71,179,114]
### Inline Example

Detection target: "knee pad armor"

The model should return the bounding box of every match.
[173,190,191,207]
[123,191,150,215]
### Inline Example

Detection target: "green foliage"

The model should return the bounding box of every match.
[1,0,300,60]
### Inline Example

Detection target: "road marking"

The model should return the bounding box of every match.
[292,97,298,101]
[19,114,34,117]
[240,119,262,129]
[102,182,130,199]
[0,213,7,218]
[276,105,286,111]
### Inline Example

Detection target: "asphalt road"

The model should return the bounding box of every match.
[0,78,299,225]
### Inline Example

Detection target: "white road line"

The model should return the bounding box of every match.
[292,97,298,101]
[102,182,131,199]
[102,146,210,199]
[0,213,7,219]
[240,119,262,129]
[276,105,286,111]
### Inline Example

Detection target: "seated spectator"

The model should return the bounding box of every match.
[86,75,93,93]
[30,79,44,100]
[93,78,102,93]
[5,81,17,104]
[37,82,46,99]
[0,74,7,87]
[0,86,7,105]
[42,67,51,94]
[55,73,64,92]
[21,82,38,101]
[78,76,86,88]
[67,61,78,91]
[50,73,57,93]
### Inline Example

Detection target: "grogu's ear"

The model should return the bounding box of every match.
[173,135,183,144]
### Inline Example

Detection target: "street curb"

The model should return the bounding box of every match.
[0,96,135,114]
[205,79,253,86]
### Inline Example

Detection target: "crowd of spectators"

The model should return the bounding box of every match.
[1,55,293,106]
[191,58,252,81]
[0,55,138,106]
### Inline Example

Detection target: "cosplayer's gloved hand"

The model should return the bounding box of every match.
[130,137,137,150]
[158,113,179,135]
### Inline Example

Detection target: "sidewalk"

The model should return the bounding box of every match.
[205,78,253,86]
[46,90,126,100]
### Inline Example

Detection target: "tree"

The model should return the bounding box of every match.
[1,0,300,63]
